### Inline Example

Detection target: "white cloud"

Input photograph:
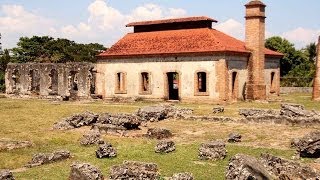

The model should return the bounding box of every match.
[214,19,244,40]
[282,27,320,48]
[0,4,55,48]
[214,19,319,49]
[0,0,188,49]
[214,18,273,41]
[87,0,125,30]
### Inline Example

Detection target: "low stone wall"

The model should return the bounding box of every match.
[280,87,312,94]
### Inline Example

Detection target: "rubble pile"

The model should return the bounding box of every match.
[0,169,14,180]
[240,103,320,125]
[136,104,193,121]
[146,128,173,139]
[95,142,117,159]
[110,161,159,180]
[26,150,71,168]
[0,139,32,151]
[98,113,141,130]
[291,131,320,158]
[80,130,103,146]
[168,172,194,180]
[53,111,98,130]
[198,140,227,160]
[212,106,224,114]
[69,163,104,180]
[155,140,176,153]
[228,133,242,143]
[226,153,320,180]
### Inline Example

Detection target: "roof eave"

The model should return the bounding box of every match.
[97,51,251,60]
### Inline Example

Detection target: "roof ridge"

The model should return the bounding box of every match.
[126,16,218,27]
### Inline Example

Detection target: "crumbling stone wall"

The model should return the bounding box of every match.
[5,63,96,100]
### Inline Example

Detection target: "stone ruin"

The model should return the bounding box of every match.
[25,150,71,168]
[0,138,32,151]
[198,140,227,160]
[291,131,320,158]
[155,140,176,153]
[226,153,320,180]
[95,142,117,159]
[5,63,97,100]
[53,111,141,135]
[69,162,104,180]
[227,133,242,143]
[80,130,103,146]
[0,169,14,180]
[136,104,193,121]
[146,128,173,139]
[212,106,224,114]
[239,103,320,125]
[110,161,159,180]
[53,104,191,137]
[168,173,194,180]
[68,161,193,180]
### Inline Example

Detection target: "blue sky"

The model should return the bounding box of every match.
[0,0,319,49]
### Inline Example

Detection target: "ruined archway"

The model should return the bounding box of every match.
[49,69,58,95]
[68,71,78,99]
[12,69,20,93]
[28,70,40,94]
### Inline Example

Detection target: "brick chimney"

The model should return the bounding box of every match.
[245,0,267,100]
[312,36,320,101]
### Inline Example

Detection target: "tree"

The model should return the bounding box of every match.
[0,49,11,71]
[11,36,106,63]
[265,36,298,76]
[304,43,317,62]
[0,49,11,92]
[266,36,317,87]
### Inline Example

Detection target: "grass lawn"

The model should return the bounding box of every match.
[0,93,320,179]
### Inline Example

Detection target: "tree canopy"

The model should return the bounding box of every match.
[266,36,316,87]
[11,36,106,63]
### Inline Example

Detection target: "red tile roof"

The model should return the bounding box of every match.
[98,28,283,59]
[126,16,217,27]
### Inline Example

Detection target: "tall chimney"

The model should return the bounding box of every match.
[245,0,267,100]
[312,36,320,101]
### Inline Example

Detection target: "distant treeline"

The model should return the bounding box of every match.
[0,36,106,91]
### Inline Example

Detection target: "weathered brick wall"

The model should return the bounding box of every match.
[5,63,95,99]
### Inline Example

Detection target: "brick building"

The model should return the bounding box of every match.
[95,0,282,102]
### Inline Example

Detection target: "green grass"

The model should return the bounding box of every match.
[0,93,319,179]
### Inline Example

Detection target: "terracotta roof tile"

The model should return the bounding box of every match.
[126,16,217,27]
[98,28,283,58]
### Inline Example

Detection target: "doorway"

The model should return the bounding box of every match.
[167,72,179,100]
[231,71,238,100]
